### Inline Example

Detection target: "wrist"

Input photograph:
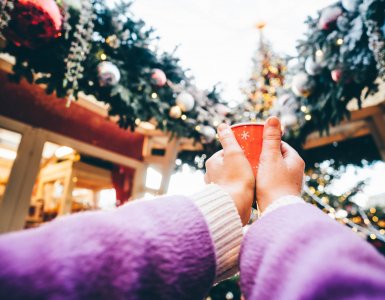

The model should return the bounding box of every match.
[224,183,253,225]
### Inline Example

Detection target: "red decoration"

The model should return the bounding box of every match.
[6,0,62,48]
[112,165,135,206]
[151,68,167,87]
[318,6,342,30]
[331,69,343,82]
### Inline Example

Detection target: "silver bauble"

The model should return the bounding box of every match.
[305,57,322,76]
[341,0,360,12]
[291,72,315,97]
[97,61,121,87]
[176,92,195,112]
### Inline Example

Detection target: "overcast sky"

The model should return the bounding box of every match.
[131,0,336,101]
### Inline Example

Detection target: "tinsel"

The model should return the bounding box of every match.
[0,0,14,39]
[361,0,385,78]
[63,0,95,106]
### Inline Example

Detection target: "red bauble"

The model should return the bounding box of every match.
[151,69,167,87]
[318,6,342,30]
[331,69,343,82]
[6,0,62,48]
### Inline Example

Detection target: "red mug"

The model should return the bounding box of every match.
[231,122,264,177]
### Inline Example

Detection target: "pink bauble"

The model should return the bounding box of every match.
[151,69,167,87]
[331,69,343,82]
[7,0,62,48]
[318,6,342,30]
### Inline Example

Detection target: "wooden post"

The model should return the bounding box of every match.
[367,112,385,161]
[157,138,179,195]
[0,128,45,233]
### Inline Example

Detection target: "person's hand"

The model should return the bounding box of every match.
[256,117,305,213]
[204,124,255,225]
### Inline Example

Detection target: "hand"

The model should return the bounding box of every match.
[204,124,255,225]
[256,117,305,213]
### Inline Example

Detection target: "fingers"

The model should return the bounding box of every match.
[281,141,305,170]
[217,124,243,155]
[261,117,283,160]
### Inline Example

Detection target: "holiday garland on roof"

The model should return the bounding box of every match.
[0,0,225,143]
[275,0,385,142]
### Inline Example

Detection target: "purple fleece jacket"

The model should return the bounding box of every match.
[0,197,385,299]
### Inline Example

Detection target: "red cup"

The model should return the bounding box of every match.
[231,122,264,177]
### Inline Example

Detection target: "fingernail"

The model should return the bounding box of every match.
[217,123,229,133]
[267,117,280,127]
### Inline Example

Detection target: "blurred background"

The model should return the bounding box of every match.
[0,0,384,299]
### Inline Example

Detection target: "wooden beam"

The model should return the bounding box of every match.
[303,120,370,150]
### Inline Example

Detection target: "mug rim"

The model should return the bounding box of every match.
[230,122,264,128]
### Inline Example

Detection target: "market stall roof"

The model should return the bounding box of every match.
[0,69,145,161]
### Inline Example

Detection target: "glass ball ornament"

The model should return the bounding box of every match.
[6,0,63,48]
[291,72,315,97]
[151,69,167,87]
[97,61,121,87]
[341,0,360,12]
[305,57,322,76]
[318,6,342,30]
[201,126,217,143]
[176,92,195,112]
[169,105,182,119]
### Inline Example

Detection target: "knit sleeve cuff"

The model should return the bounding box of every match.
[190,184,243,282]
[260,195,305,218]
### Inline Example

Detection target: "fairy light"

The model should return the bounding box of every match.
[300,105,308,112]
[305,114,312,121]
[336,38,344,45]
[181,114,187,120]
[370,207,376,214]
[135,118,141,125]
[195,125,201,131]
[303,185,385,243]
[151,92,158,99]
[100,53,107,60]
[315,49,323,57]
[373,216,379,223]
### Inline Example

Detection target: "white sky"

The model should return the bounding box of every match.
[131,0,336,101]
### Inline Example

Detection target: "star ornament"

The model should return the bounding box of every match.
[240,131,250,140]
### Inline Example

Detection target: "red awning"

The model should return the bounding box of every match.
[0,71,144,161]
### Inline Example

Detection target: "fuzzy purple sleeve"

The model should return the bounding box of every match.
[0,196,216,300]
[240,203,385,299]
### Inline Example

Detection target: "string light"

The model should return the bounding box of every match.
[100,53,107,60]
[315,49,323,57]
[151,92,158,99]
[336,38,344,45]
[181,114,187,120]
[300,105,307,112]
[135,118,141,125]
[305,114,312,121]
[303,186,385,243]
[195,125,201,131]
[370,207,376,214]
[373,216,379,222]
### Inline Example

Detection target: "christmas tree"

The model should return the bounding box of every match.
[232,22,285,124]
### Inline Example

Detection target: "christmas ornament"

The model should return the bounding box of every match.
[6,0,62,48]
[97,61,121,87]
[331,69,343,82]
[106,34,120,49]
[201,126,216,143]
[341,0,360,12]
[318,6,342,30]
[291,72,315,97]
[305,57,322,76]
[281,113,298,128]
[151,69,167,87]
[169,105,182,119]
[176,92,195,112]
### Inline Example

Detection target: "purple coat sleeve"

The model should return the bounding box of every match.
[240,203,385,299]
[0,196,216,300]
